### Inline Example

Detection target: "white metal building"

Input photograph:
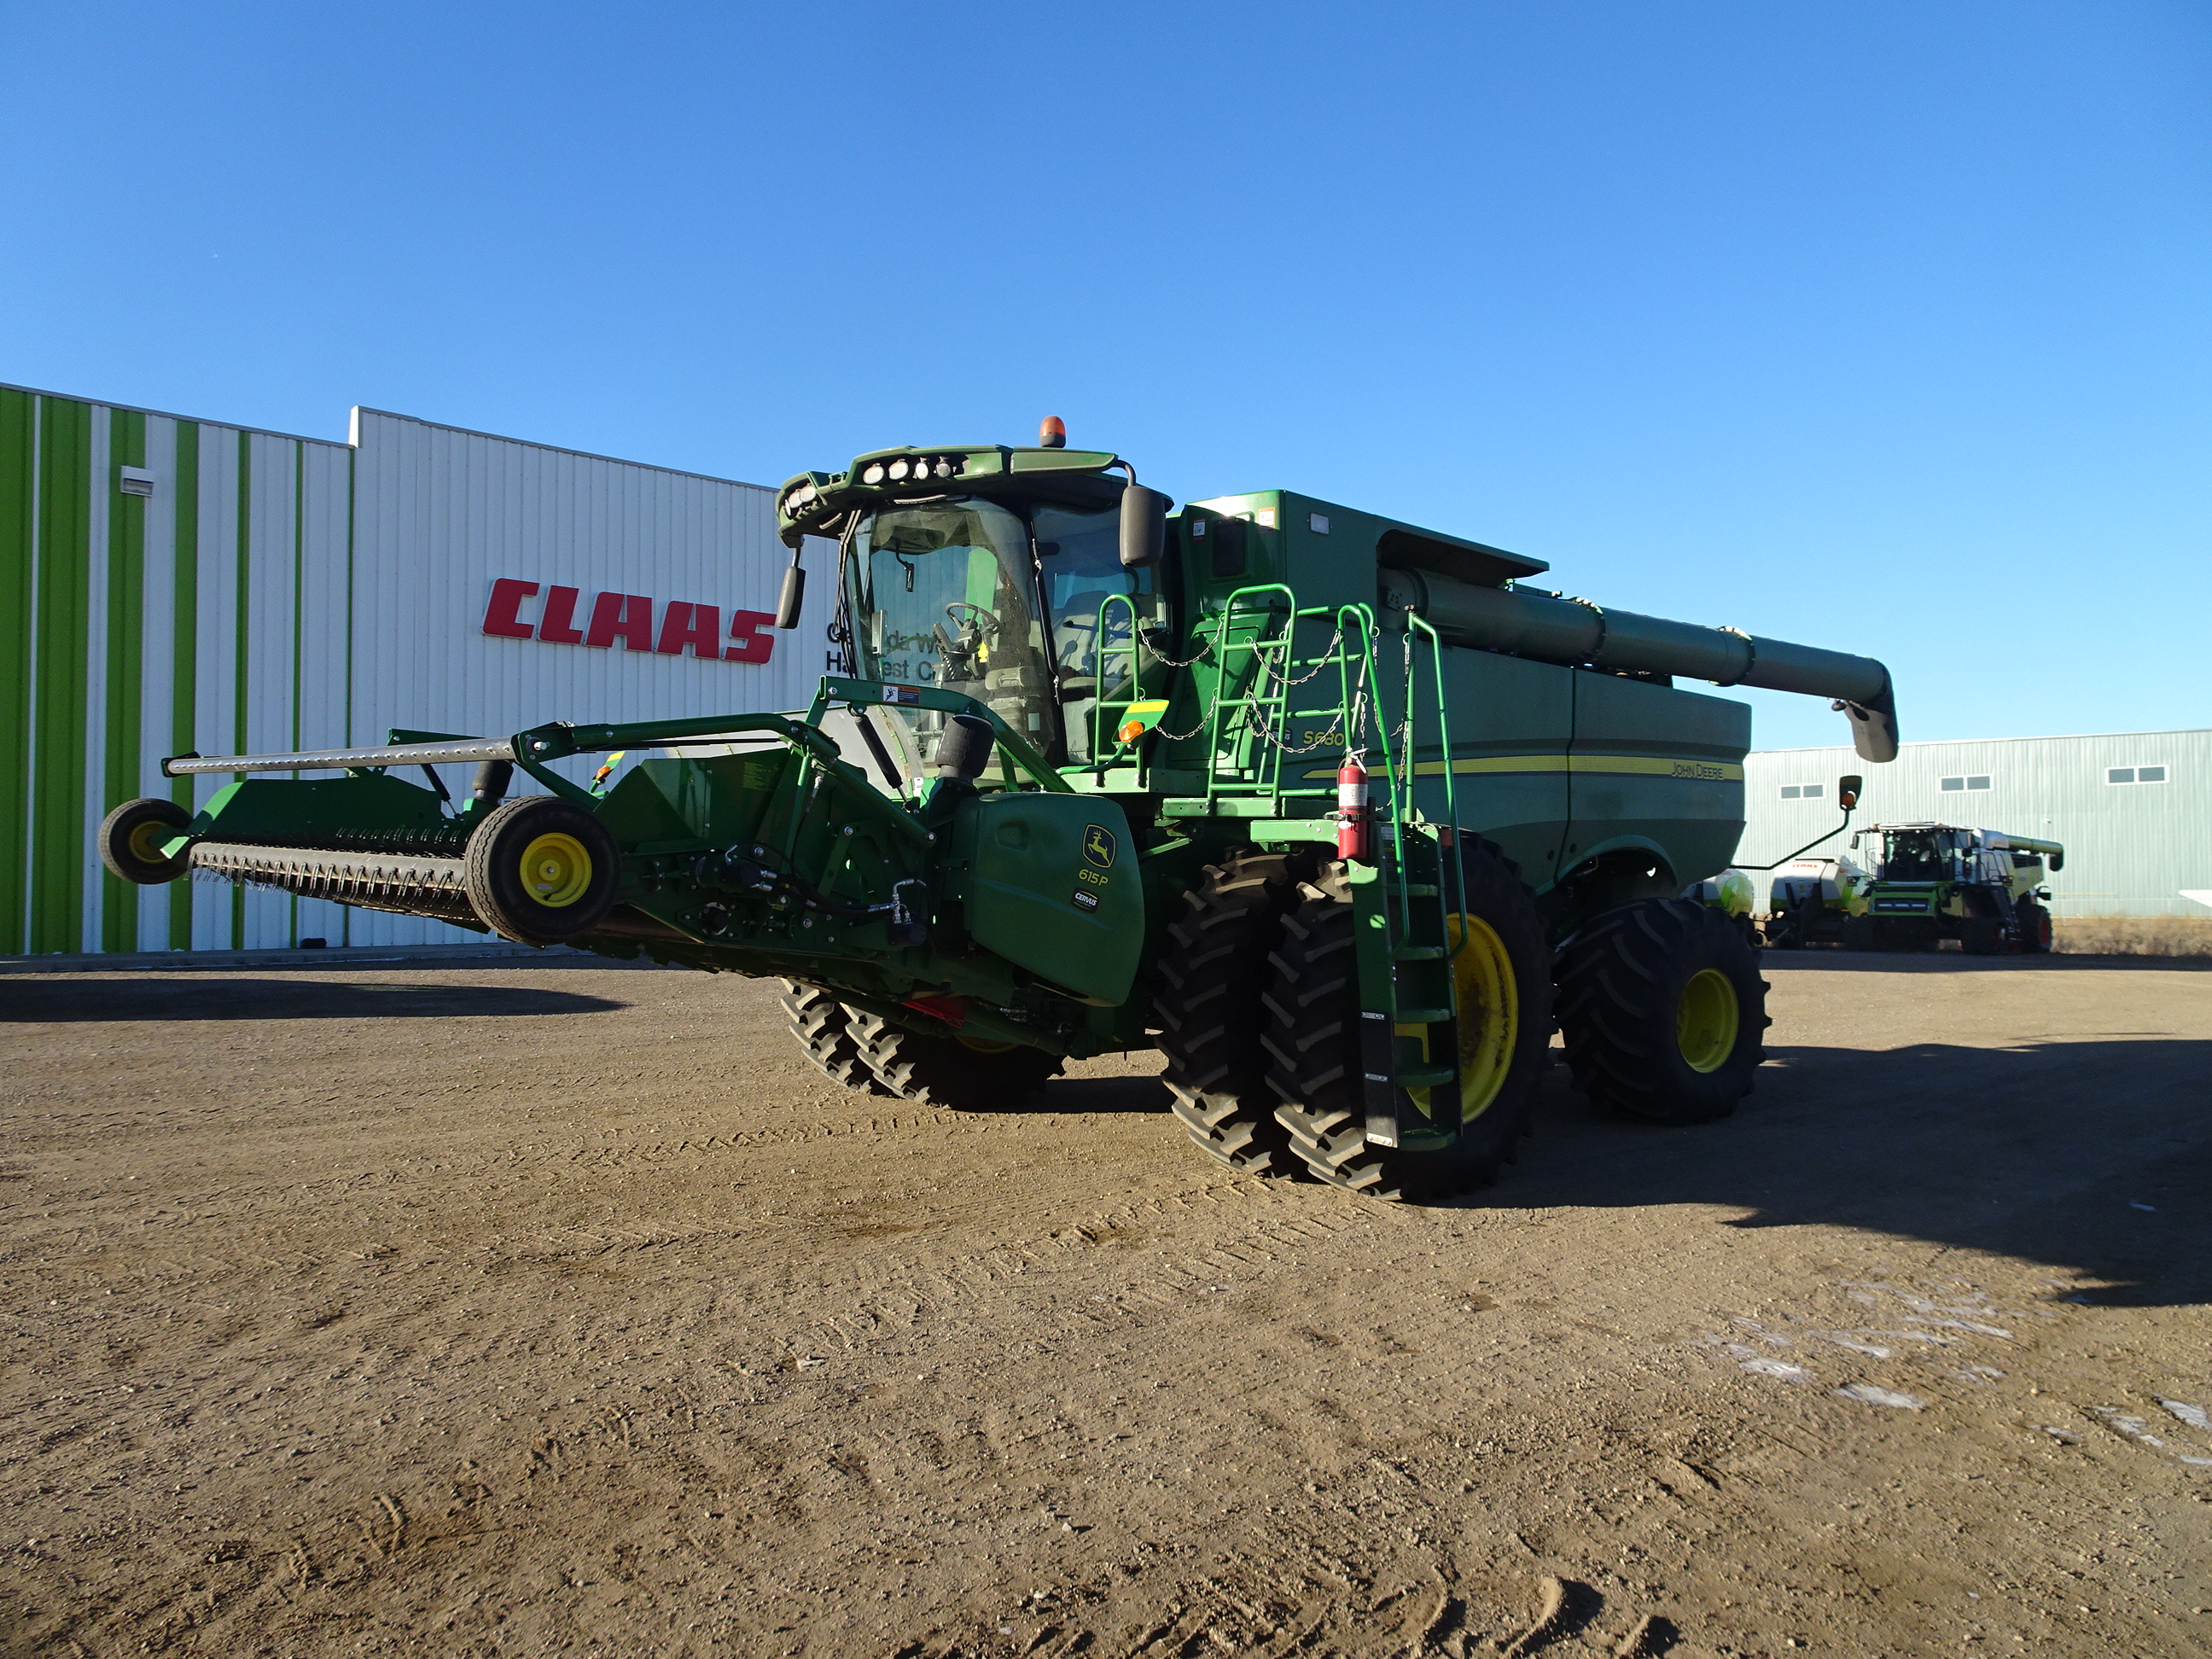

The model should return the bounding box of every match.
[1741,729,2210,917]
[2,383,835,954]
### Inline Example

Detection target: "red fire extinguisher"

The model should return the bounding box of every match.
[1336,754,1372,864]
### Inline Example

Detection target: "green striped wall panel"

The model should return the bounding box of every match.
[0,387,352,955]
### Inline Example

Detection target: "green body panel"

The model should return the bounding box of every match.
[949,794,1142,1005]
[191,773,457,848]
[597,753,794,852]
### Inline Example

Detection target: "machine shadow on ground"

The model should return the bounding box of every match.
[1761,949,2212,975]
[987,1072,1173,1115]
[1503,1030,2212,1309]
[0,976,630,1022]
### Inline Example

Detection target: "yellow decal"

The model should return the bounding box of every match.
[1082,824,1117,870]
[1301,754,1745,783]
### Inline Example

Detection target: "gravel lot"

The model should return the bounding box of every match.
[3,949,2208,1657]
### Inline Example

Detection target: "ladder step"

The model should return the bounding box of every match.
[1399,1066,1454,1089]
[1399,884,1439,898]
[1394,1007,1453,1025]
[1394,945,1446,962]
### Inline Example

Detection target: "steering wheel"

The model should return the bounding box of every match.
[944,601,1002,636]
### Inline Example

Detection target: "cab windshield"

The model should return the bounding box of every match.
[845,497,1154,764]
[1880,831,1954,882]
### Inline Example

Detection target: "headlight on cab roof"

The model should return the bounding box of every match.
[859,453,963,488]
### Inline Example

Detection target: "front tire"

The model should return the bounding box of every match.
[1264,841,1552,1202]
[1155,847,1321,1176]
[2017,897,2052,954]
[1554,898,1768,1125]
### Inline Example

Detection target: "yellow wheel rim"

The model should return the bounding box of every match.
[519,832,592,907]
[1676,968,1740,1074]
[955,1035,1017,1055]
[1404,913,1519,1122]
[126,820,172,864]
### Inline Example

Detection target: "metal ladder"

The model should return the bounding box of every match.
[1186,589,1475,1144]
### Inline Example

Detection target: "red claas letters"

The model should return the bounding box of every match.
[480,579,776,663]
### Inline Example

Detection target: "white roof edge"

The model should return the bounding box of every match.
[350,406,775,493]
[0,380,345,448]
[1751,726,2212,757]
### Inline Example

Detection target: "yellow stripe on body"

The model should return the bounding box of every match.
[1302,754,1744,783]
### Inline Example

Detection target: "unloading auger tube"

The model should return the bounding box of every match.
[1378,567,1900,761]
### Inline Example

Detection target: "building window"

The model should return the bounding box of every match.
[1778,782,1825,800]
[1940,775,1992,792]
[2108,765,2168,785]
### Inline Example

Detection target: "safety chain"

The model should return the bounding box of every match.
[1136,626,1215,671]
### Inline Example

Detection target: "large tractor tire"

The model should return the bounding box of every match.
[1841,914,1882,952]
[463,796,620,946]
[779,982,894,1095]
[847,1011,1062,1109]
[98,796,192,885]
[1960,916,2002,956]
[1554,898,1768,1126]
[2017,897,2053,954]
[1263,841,1551,1202]
[1154,847,1321,1176]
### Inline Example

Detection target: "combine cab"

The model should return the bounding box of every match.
[101,422,1903,1201]
[1842,824,2062,954]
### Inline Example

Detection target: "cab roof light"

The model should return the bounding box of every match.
[1039,415,1066,450]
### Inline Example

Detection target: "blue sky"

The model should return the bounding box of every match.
[3,2,2205,749]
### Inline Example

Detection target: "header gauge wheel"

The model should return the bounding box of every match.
[98,797,193,886]
[463,796,620,946]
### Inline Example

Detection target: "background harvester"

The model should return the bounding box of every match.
[1842,824,2063,954]
[99,425,1901,1202]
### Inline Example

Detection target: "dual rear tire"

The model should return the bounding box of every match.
[1260,847,1554,1202]
[1152,840,1554,1202]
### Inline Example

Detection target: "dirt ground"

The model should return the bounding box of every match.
[3,948,2208,1659]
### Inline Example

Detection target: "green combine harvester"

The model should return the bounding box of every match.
[100,422,1901,1201]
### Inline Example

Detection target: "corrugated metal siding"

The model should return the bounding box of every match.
[1741,729,2212,916]
[0,385,357,954]
[343,410,835,946]
[3,385,835,955]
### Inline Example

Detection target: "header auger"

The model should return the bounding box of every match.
[102,422,1900,1202]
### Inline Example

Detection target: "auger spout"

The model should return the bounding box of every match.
[1377,566,1899,762]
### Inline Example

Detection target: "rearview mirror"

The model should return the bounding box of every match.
[1120,483,1169,569]
[1837,773,1862,810]
[775,565,806,630]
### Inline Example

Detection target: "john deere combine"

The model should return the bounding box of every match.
[101,423,1901,1201]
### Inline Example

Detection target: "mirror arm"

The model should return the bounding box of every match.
[1738,803,1858,871]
